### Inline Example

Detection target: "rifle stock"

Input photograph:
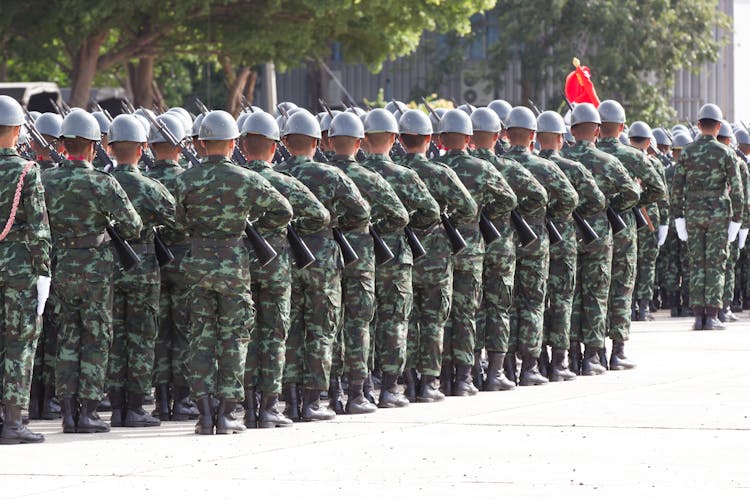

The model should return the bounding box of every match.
[370,225,395,266]
[153,228,175,267]
[333,227,359,266]
[572,210,599,245]
[440,213,467,255]
[404,226,426,260]
[510,209,538,247]
[245,221,278,266]
[287,223,316,269]
[106,223,141,271]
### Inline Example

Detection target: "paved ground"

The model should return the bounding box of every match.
[4,311,750,499]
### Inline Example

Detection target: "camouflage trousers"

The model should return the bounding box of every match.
[723,240,740,304]
[661,229,690,302]
[635,227,659,301]
[371,264,412,377]
[0,278,40,406]
[443,255,482,368]
[686,219,729,308]
[607,220,637,342]
[245,252,291,395]
[406,257,452,377]
[283,265,342,392]
[543,221,577,351]
[476,244,515,353]
[33,291,59,388]
[571,233,613,348]
[186,287,253,401]
[332,267,375,383]
[152,248,190,388]
[55,277,113,401]
[107,283,160,395]
[509,230,550,358]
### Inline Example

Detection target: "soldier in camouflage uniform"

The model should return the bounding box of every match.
[43,109,143,433]
[105,115,176,428]
[671,104,744,330]
[562,104,639,375]
[238,111,330,427]
[0,96,51,444]
[397,110,477,402]
[438,110,517,396]
[734,130,750,309]
[361,110,440,403]
[536,110,606,382]
[275,110,370,422]
[175,110,292,435]
[503,107,578,385]
[470,107,547,390]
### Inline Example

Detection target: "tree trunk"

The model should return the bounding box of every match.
[68,32,108,107]
[225,66,252,117]
[129,56,156,109]
[244,69,258,106]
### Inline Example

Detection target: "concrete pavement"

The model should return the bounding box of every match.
[4,311,750,500]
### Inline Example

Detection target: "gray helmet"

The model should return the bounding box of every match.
[429,107,448,133]
[199,110,240,140]
[236,112,250,132]
[134,115,150,137]
[652,128,671,146]
[536,111,567,134]
[399,109,433,136]
[166,108,193,137]
[671,124,690,135]
[364,108,399,134]
[35,113,63,138]
[672,132,692,149]
[570,103,601,126]
[320,110,341,133]
[347,107,366,118]
[385,100,407,115]
[167,106,191,122]
[148,113,185,144]
[698,103,723,121]
[470,108,502,133]
[192,113,204,137]
[438,109,472,135]
[134,108,156,122]
[736,128,750,146]
[505,106,537,131]
[598,100,626,124]
[92,111,111,135]
[488,99,512,122]
[457,103,476,116]
[628,121,652,139]
[274,101,298,118]
[718,120,734,138]
[619,132,631,146]
[329,112,364,138]
[0,95,25,126]
[241,111,280,141]
[29,110,42,122]
[61,109,101,141]
[18,124,29,145]
[109,114,148,143]
[283,109,322,139]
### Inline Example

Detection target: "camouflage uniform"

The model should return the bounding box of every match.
[398,153,477,377]
[722,152,749,309]
[539,149,606,350]
[107,163,176,397]
[561,142,640,348]
[42,159,142,401]
[0,149,50,407]
[276,155,369,392]
[242,160,329,396]
[175,155,292,401]
[660,157,690,311]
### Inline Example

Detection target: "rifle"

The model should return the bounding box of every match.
[106,222,141,271]
[440,213,467,255]
[25,112,65,163]
[606,206,627,234]
[528,98,542,117]
[546,217,563,246]
[240,96,254,113]
[319,98,334,118]
[633,206,655,232]
[153,228,175,267]
[141,109,201,167]
[479,209,502,244]
[333,227,359,266]
[49,98,64,116]
[122,98,136,114]
[370,224,395,265]
[572,210,599,245]
[245,221,278,266]
[194,97,210,115]
[510,209,538,247]
[287,224,316,269]
[404,226,427,260]
[93,137,114,171]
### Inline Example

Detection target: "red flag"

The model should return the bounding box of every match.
[565,58,600,107]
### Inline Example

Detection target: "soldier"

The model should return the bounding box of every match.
[275,110,370,421]
[562,104,640,375]
[43,109,142,433]
[360,110,440,402]
[437,109,517,395]
[0,96,51,444]
[105,115,176,427]
[671,104,744,330]
[90,111,111,171]
[397,110,477,401]
[238,111,330,427]
[652,128,674,313]
[487,100,512,154]
[503,107,578,385]
[536,110,606,382]
[734,129,750,308]
[470,107,547,390]
[175,110,292,435]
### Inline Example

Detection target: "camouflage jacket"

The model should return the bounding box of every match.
[143,159,189,246]
[671,135,743,223]
[0,148,51,280]
[42,159,142,282]
[736,150,750,226]
[538,149,606,219]
[597,137,665,206]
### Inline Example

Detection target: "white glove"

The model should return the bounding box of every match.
[657,225,668,247]
[728,221,742,243]
[675,218,688,242]
[36,276,51,316]
[739,229,749,249]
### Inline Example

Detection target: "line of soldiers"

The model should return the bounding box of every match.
[0,92,744,444]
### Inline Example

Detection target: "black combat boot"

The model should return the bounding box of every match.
[638,298,652,321]
[670,292,681,317]
[503,351,518,383]
[717,305,727,323]
[548,349,577,382]
[28,381,43,420]
[598,346,609,370]
[77,399,110,433]
[124,392,161,427]
[692,307,704,330]
[345,380,377,414]
[581,345,606,376]
[194,396,214,435]
[538,348,550,379]
[417,375,445,402]
[0,405,44,444]
[609,341,637,370]
[378,373,410,408]
[403,368,418,403]
[60,396,78,433]
[473,350,484,390]
[363,373,376,405]
[41,385,61,420]
[282,383,300,422]
[301,389,336,421]
[438,363,453,396]
[483,352,516,391]
[152,384,171,421]
[108,389,125,427]
[680,293,693,317]
[243,389,258,429]
[172,385,199,421]
[452,365,479,396]
[96,396,112,412]
[327,377,345,414]
[258,393,293,428]
[704,307,725,331]
[215,399,245,434]
[519,347,549,386]
[724,301,739,322]
[568,341,582,376]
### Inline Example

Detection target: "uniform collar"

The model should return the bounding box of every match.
[367,153,390,161]
[112,163,140,173]
[152,159,180,168]
[246,159,272,172]
[0,147,18,157]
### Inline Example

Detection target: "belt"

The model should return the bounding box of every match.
[190,236,243,249]
[56,232,111,249]
[686,189,727,200]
